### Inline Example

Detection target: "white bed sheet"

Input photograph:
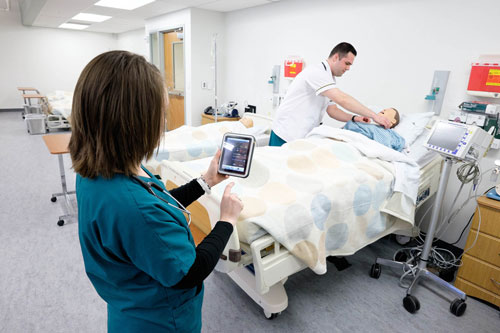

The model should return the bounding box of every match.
[46,90,72,120]
[406,128,439,167]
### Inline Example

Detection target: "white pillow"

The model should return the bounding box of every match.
[393,112,434,146]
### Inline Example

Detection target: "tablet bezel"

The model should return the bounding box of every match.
[217,132,256,178]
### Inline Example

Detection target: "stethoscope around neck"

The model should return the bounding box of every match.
[131,175,192,226]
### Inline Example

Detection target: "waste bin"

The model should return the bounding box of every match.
[23,104,42,114]
[25,114,47,134]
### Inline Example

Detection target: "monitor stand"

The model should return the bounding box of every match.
[369,157,467,316]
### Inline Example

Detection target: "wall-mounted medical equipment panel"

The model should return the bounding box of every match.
[467,62,500,98]
[284,56,303,78]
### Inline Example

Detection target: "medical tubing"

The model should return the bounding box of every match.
[434,165,492,242]
[456,161,480,184]
[433,182,465,239]
[416,203,434,229]
[450,213,474,245]
[450,186,495,245]
[459,191,482,259]
[434,185,474,240]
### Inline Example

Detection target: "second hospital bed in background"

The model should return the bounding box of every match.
[147,114,442,318]
[153,113,273,162]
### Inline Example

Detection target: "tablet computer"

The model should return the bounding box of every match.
[218,133,256,178]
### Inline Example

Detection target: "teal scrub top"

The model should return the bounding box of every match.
[76,167,203,332]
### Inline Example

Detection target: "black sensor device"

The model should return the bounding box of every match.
[218,133,255,178]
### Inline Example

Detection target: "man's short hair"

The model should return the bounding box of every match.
[69,50,166,179]
[329,42,357,59]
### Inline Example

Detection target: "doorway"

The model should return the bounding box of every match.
[163,28,185,131]
[149,27,186,131]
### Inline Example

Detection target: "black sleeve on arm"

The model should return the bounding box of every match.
[169,179,205,207]
[173,221,234,290]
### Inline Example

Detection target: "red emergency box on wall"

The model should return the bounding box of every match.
[467,62,500,98]
[284,57,304,78]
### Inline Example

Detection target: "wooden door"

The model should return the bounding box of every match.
[163,31,185,131]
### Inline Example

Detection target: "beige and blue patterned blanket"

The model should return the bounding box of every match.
[162,133,416,274]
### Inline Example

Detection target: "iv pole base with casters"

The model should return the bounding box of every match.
[369,157,467,316]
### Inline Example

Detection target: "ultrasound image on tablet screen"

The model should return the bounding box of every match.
[220,137,251,175]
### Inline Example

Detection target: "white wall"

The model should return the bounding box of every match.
[0,2,117,109]
[117,28,148,58]
[221,0,500,248]
[145,8,224,126]
[190,8,225,126]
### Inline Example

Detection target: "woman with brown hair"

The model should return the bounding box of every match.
[69,50,243,332]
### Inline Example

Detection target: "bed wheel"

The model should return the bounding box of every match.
[369,263,381,279]
[51,196,57,202]
[450,298,466,317]
[57,219,65,226]
[403,295,420,314]
[264,311,280,320]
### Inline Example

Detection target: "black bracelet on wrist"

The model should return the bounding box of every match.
[351,115,356,122]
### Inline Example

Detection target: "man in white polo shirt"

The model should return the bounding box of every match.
[269,42,391,146]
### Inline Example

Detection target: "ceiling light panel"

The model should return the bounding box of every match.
[94,0,156,10]
[72,13,112,22]
[59,23,90,30]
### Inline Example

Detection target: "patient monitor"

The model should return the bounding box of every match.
[425,120,492,161]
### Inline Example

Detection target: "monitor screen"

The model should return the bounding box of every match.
[427,122,467,151]
[220,136,253,176]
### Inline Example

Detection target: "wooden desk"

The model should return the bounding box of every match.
[454,196,500,307]
[42,133,70,154]
[22,93,46,106]
[17,87,38,92]
[22,93,45,99]
[42,133,75,226]
[201,114,240,125]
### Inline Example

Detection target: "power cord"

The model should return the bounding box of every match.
[393,164,494,287]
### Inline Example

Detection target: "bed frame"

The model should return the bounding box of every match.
[157,154,443,319]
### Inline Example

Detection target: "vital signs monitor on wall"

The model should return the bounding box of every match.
[425,120,492,161]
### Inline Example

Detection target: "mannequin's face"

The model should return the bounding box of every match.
[379,108,398,128]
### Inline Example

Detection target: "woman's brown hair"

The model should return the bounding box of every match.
[69,50,165,179]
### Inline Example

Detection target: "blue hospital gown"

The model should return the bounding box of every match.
[343,121,406,152]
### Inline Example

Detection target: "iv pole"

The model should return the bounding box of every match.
[212,33,218,123]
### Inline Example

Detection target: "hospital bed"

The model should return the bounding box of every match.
[147,122,443,318]
[153,113,273,162]
[42,91,72,131]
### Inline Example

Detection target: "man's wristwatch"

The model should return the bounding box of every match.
[351,115,356,122]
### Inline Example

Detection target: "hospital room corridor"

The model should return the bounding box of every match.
[1,110,498,332]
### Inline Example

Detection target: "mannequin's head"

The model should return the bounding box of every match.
[378,108,400,129]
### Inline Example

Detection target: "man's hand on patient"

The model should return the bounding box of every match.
[354,116,370,123]
[372,113,391,129]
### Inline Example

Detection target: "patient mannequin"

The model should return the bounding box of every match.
[343,108,406,151]
[239,117,254,128]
